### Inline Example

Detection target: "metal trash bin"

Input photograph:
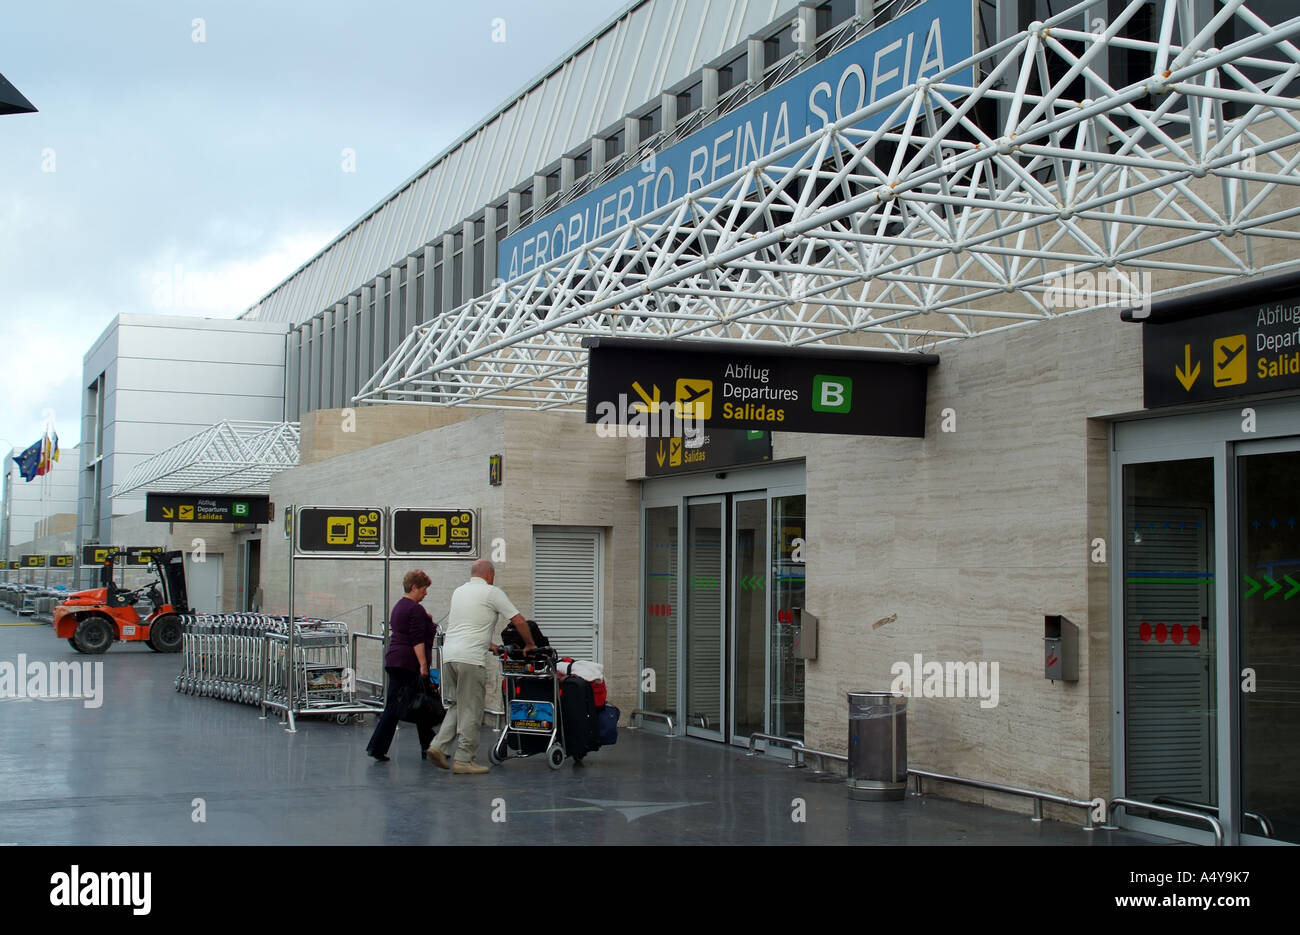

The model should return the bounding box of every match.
[846,691,907,801]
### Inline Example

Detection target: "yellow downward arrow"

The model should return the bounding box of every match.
[656,440,666,467]
[1175,343,1201,391]
[162,506,174,519]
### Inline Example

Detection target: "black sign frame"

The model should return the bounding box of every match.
[126,546,163,566]
[295,506,387,557]
[644,428,773,476]
[146,493,272,524]
[1138,280,1300,408]
[584,337,936,438]
[390,509,479,558]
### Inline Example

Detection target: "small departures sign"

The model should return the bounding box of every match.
[1142,297,1300,407]
[584,337,935,438]
[146,493,272,524]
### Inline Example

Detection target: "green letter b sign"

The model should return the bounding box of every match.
[812,375,852,413]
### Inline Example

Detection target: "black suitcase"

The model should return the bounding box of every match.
[559,676,600,761]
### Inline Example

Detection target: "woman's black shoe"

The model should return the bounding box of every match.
[366,749,389,761]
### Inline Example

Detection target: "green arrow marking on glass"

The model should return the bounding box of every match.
[1243,575,1260,598]
[1285,575,1300,600]
[1262,575,1282,599]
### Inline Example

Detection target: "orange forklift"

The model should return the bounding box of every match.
[53,550,190,654]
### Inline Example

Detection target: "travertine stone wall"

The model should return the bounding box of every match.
[798,305,1144,814]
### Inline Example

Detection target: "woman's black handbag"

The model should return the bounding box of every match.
[400,675,445,726]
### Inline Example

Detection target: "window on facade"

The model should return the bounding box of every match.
[676,82,702,118]
[639,107,661,140]
[606,128,625,159]
[717,53,748,94]
[545,170,561,196]
[816,0,855,36]
[519,188,533,212]
[573,149,591,179]
[473,240,485,297]
[764,20,796,67]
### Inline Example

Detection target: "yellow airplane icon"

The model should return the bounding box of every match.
[675,379,712,420]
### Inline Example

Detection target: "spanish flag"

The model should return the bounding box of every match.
[36,432,53,477]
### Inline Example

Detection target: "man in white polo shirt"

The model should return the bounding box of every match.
[426,558,534,774]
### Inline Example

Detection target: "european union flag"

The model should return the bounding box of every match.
[12,440,42,482]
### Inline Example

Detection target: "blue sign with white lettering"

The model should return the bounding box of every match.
[499,0,974,280]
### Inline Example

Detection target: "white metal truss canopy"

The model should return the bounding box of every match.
[113,421,301,497]
[358,0,1300,410]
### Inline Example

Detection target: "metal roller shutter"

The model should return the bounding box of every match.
[532,529,602,663]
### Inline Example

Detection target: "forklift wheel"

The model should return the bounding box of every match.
[68,638,83,654]
[148,615,184,653]
[72,616,114,654]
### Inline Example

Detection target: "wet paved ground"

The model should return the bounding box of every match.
[0,608,1172,846]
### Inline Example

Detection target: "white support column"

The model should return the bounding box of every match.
[661,92,677,135]
[702,66,719,113]
[441,234,455,311]
[795,4,816,56]
[462,220,476,303]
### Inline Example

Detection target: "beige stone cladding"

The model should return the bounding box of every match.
[794,304,1145,818]
[264,407,639,726]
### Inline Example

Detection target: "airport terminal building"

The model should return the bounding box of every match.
[70,0,1300,845]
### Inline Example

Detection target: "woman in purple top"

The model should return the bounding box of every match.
[365,569,438,761]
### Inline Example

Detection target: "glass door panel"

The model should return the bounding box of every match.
[642,505,678,724]
[685,497,725,740]
[1237,447,1300,843]
[732,494,767,742]
[771,494,806,741]
[1122,459,1217,812]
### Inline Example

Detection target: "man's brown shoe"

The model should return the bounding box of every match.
[452,761,489,775]
[425,748,449,770]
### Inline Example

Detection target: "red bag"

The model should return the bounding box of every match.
[591,679,607,708]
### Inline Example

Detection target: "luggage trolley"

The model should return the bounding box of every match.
[489,646,568,769]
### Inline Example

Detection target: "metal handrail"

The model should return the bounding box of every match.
[909,769,1099,829]
[792,744,848,774]
[745,733,805,767]
[1109,798,1225,846]
[748,740,1101,829]
[628,709,675,734]
[1153,795,1273,838]
[745,737,848,773]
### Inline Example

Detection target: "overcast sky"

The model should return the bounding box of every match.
[0,0,630,457]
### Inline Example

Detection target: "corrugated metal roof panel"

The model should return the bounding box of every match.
[244,0,801,326]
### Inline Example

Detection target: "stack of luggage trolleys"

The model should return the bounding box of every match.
[489,642,612,769]
[173,613,362,720]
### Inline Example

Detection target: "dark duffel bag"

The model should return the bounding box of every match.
[596,704,619,746]
[501,618,550,650]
